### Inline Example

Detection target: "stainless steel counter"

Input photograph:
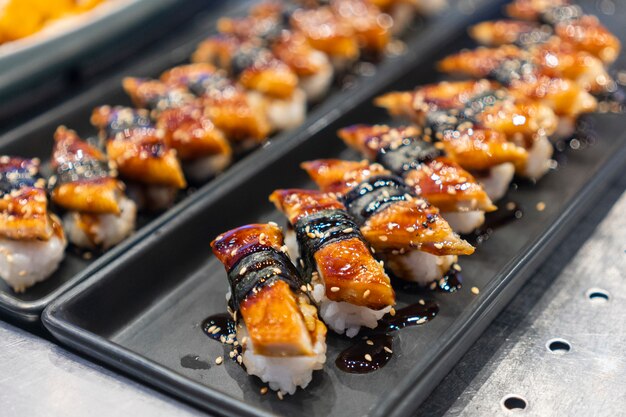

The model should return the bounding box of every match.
[1,176,624,417]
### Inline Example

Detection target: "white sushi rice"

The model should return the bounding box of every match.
[554,117,576,141]
[183,153,232,183]
[388,2,416,35]
[264,89,307,132]
[441,211,485,234]
[385,250,457,286]
[64,197,137,250]
[0,219,66,293]
[237,321,326,396]
[476,162,515,202]
[299,52,334,102]
[285,228,391,337]
[522,135,554,180]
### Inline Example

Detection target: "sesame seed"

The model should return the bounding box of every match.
[330,286,340,292]
[366,340,374,346]
[229,351,236,358]
[363,290,371,298]
[239,266,247,275]
[273,268,281,274]
[241,336,248,346]
[536,202,546,211]
[277,392,284,400]
[364,354,373,362]
[212,327,221,334]
[506,202,516,210]
[471,286,480,295]
[301,285,307,292]
[434,243,443,249]
[260,387,268,395]
[430,282,437,290]
[230,248,237,256]
[237,355,243,364]
[208,325,216,333]
[307,232,316,239]
[18,270,27,277]
[379,235,388,241]
[389,308,396,316]
[406,226,415,233]
[418,299,425,305]
[384,347,393,354]
[268,221,278,227]
[280,245,289,253]
[215,356,223,365]
[343,228,353,233]
[453,264,462,272]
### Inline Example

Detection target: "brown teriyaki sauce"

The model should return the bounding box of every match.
[466,201,523,245]
[335,300,439,374]
[201,313,243,366]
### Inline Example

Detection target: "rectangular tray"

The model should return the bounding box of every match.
[43,1,626,416]
[0,0,445,323]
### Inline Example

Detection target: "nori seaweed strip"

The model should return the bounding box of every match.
[103,109,153,139]
[425,90,505,134]
[488,58,536,86]
[376,138,443,175]
[52,158,110,189]
[513,26,553,48]
[294,209,363,277]
[0,159,42,196]
[227,246,304,311]
[342,175,414,226]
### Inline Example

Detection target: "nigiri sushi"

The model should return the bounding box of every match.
[328,0,393,55]
[50,127,136,250]
[301,159,474,284]
[211,223,327,395]
[375,80,558,179]
[270,189,395,337]
[338,124,527,202]
[0,157,66,292]
[369,0,446,34]
[217,14,334,101]
[123,77,232,182]
[161,63,270,148]
[192,35,306,131]
[90,106,186,210]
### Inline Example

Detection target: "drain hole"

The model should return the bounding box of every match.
[502,395,527,411]
[586,288,610,302]
[547,339,571,354]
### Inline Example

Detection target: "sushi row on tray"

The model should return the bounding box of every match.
[0,1,444,294]
[207,0,621,397]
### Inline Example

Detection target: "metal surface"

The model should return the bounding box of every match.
[0,321,203,417]
[420,176,626,417]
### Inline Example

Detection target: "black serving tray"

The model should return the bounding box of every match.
[43,0,626,416]
[0,0,447,323]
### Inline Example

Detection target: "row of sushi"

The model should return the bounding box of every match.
[0,0,444,294]
[206,0,621,397]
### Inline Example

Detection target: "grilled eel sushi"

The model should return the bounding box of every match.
[211,223,327,395]
[217,13,334,101]
[437,47,598,136]
[0,157,66,292]
[270,189,395,337]
[50,127,136,250]
[161,63,270,147]
[192,34,306,131]
[375,80,558,179]
[90,106,186,211]
[438,43,608,94]
[338,124,528,202]
[122,77,232,182]
[301,159,475,284]
[470,10,620,65]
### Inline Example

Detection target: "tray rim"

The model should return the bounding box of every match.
[0,0,455,322]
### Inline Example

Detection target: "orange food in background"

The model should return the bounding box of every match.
[0,0,104,44]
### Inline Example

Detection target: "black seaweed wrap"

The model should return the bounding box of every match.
[513,26,553,48]
[540,5,582,26]
[104,110,153,139]
[376,138,443,175]
[187,73,231,97]
[227,246,304,311]
[0,166,41,196]
[294,209,363,277]
[425,91,503,133]
[231,46,265,78]
[342,175,413,226]
[53,158,110,189]
[488,58,536,86]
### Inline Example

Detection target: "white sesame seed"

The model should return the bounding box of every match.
[366,340,374,346]
[379,235,388,241]
[277,391,284,400]
[453,264,462,272]
[434,243,443,249]
[536,202,546,211]
[471,287,480,295]
[389,308,396,316]
[260,387,268,395]
[239,267,247,275]
[237,355,243,364]
[215,356,223,365]
[330,286,340,292]
[268,221,278,227]
[301,285,307,292]
[343,228,353,233]
[363,290,371,298]
[384,347,393,354]
[364,354,373,362]
[418,299,425,305]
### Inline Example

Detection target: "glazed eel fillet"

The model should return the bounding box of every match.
[211,223,326,395]
[338,123,527,202]
[192,34,305,131]
[301,159,474,284]
[270,188,395,337]
[51,127,136,250]
[123,77,232,182]
[90,106,186,210]
[0,157,66,292]
[375,80,558,180]
[161,63,270,146]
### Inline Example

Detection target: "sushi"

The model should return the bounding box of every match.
[0,157,66,292]
[301,159,475,284]
[122,77,233,182]
[210,223,327,395]
[369,0,446,34]
[50,127,136,250]
[192,34,306,131]
[161,63,271,148]
[270,189,395,337]
[90,106,186,210]
[375,80,558,180]
[217,13,334,102]
[338,124,527,202]
[437,47,598,136]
